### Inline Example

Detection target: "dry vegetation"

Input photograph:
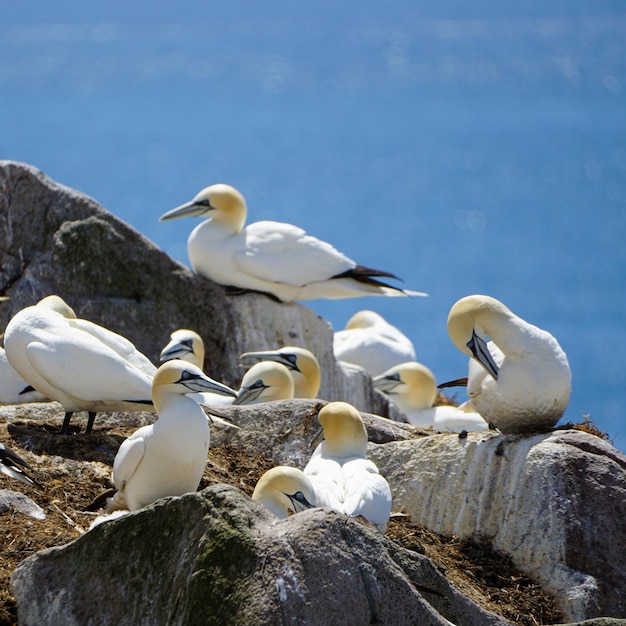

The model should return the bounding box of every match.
[1,413,565,626]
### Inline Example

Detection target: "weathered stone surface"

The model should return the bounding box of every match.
[11,484,512,626]
[0,160,398,418]
[369,429,626,622]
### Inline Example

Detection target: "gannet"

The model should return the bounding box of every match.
[4,295,157,434]
[373,362,489,432]
[233,361,294,405]
[0,443,43,489]
[159,184,427,302]
[106,360,237,512]
[239,346,321,398]
[447,294,571,434]
[333,310,417,376]
[304,402,392,532]
[252,465,316,519]
[159,328,238,413]
[0,347,49,404]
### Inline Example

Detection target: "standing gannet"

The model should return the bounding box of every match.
[0,443,43,489]
[252,466,316,519]
[373,362,489,432]
[333,310,417,376]
[4,295,157,434]
[447,295,571,434]
[107,360,237,512]
[304,402,392,532]
[0,347,50,404]
[232,361,294,405]
[159,184,427,302]
[239,346,321,398]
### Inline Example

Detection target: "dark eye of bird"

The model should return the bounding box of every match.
[182,339,193,348]
[293,491,306,503]
[251,379,265,389]
[391,373,401,381]
[180,370,195,381]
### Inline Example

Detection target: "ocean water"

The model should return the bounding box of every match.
[1,2,625,450]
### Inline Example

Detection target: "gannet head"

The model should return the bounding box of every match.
[152,360,237,406]
[37,295,77,319]
[344,310,385,330]
[252,466,316,519]
[233,361,294,405]
[447,295,506,381]
[239,346,321,399]
[160,329,205,369]
[316,401,368,458]
[373,362,437,411]
[159,184,247,231]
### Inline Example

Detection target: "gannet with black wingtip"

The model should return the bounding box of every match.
[159,328,236,412]
[252,465,316,519]
[233,361,294,405]
[0,443,43,489]
[106,359,237,513]
[0,347,50,404]
[304,401,392,532]
[159,184,427,302]
[239,346,321,398]
[373,362,489,432]
[333,310,417,376]
[4,295,157,434]
[447,294,571,434]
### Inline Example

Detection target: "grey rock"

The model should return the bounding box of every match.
[11,484,511,626]
[0,489,46,520]
[369,429,626,622]
[0,160,398,417]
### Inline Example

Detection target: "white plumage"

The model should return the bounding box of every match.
[107,360,237,512]
[373,361,489,432]
[333,310,417,376]
[0,347,49,405]
[160,184,426,302]
[4,295,157,434]
[304,401,392,532]
[447,294,571,434]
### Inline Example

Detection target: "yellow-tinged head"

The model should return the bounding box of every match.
[373,362,437,411]
[317,401,368,458]
[344,310,384,330]
[233,361,294,405]
[252,466,316,519]
[37,295,77,319]
[160,328,205,369]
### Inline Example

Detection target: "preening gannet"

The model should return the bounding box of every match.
[304,402,392,532]
[4,295,157,434]
[373,362,489,432]
[239,346,321,398]
[0,443,43,489]
[447,295,571,434]
[107,360,237,512]
[0,347,49,404]
[233,361,294,405]
[252,465,316,519]
[159,184,427,302]
[333,310,417,376]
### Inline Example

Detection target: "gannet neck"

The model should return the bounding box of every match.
[318,401,367,459]
[252,466,316,519]
[239,346,320,399]
[233,361,294,405]
[37,295,77,319]
[373,362,437,411]
[152,360,236,412]
[160,329,205,368]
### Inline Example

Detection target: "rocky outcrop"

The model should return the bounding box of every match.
[10,484,512,626]
[369,429,626,622]
[0,160,398,417]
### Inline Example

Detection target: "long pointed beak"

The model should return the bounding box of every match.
[310,425,325,448]
[184,374,238,398]
[160,343,193,363]
[466,329,500,380]
[232,384,267,406]
[372,374,402,395]
[437,377,469,389]
[239,350,296,371]
[159,199,211,221]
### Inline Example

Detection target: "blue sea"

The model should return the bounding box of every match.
[1,2,625,451]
